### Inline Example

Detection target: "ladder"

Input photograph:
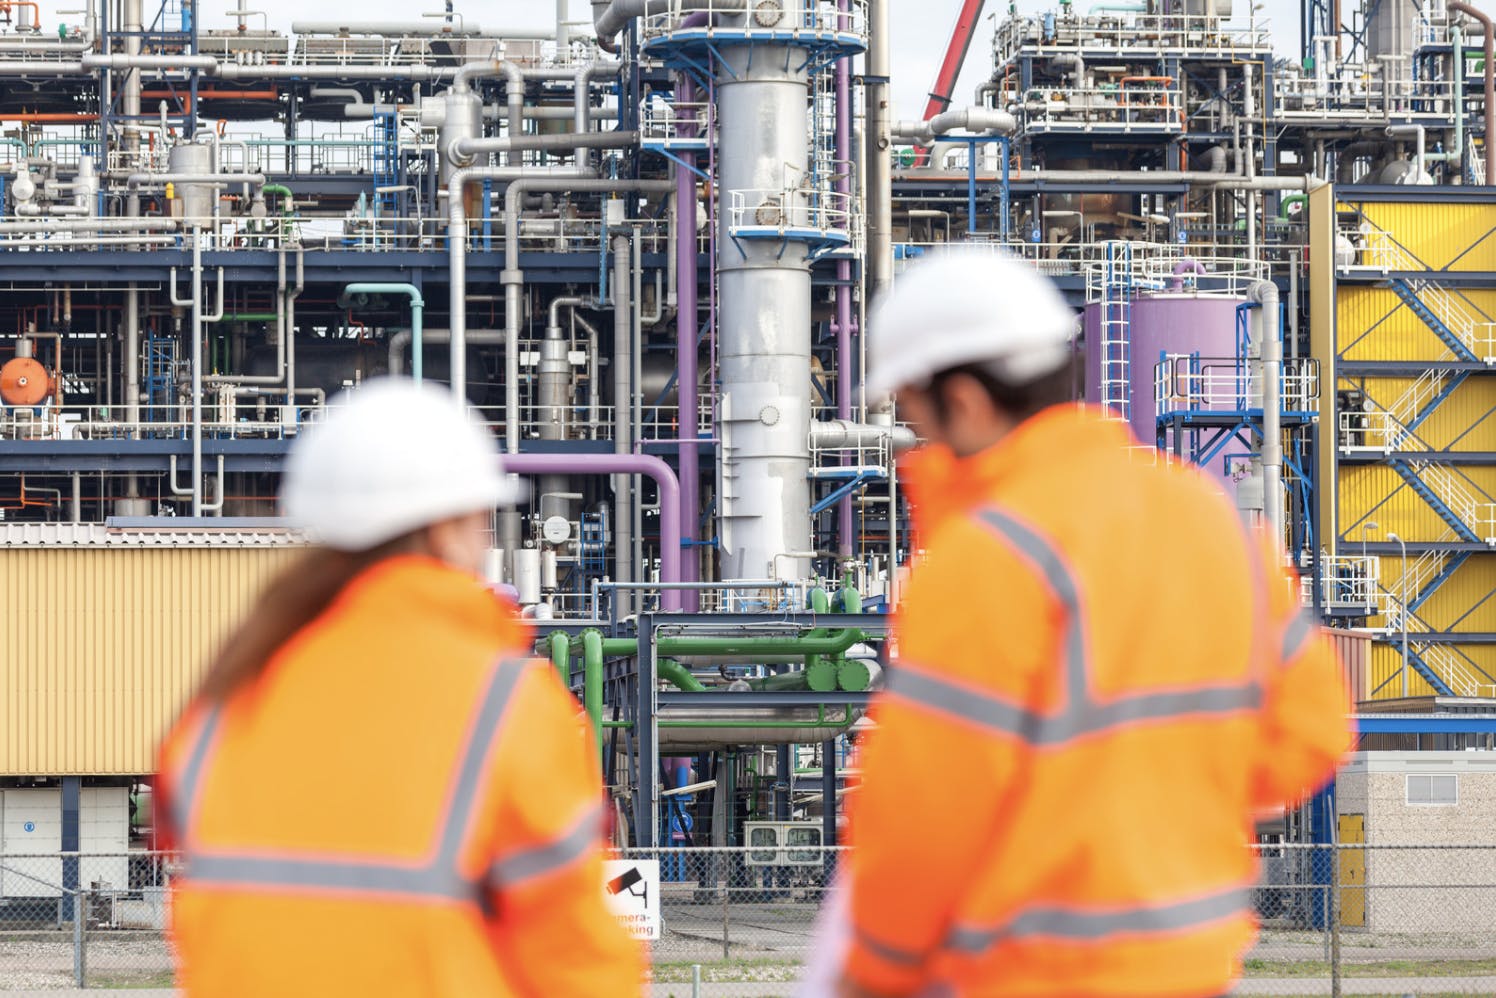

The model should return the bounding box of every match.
[372,109,402,219]
[143,334,177,425]
[1099,241,1134,421]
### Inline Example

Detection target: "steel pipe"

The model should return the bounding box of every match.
[1450,2,1495,184]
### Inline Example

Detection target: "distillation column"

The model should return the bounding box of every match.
[715,40,815,582]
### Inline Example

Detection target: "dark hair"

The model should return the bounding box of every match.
[926,355,1078,425]
[196,531,430,702]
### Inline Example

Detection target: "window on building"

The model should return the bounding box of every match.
[1407,774,1458,806]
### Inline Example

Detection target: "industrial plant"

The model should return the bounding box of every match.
[0,0,1492,913]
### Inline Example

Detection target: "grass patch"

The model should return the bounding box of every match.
[653,957,799,984]
[1244,956,1496,979]
[91,970,175,989]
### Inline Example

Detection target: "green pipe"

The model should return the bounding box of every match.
[581,630,605,756]
[207,312,279,323]
[343,282,425,382]
[807,586,831,614]
[656,629,873,657]
[650,705,857,729]
[657,657,707,693]
[548,631,570,686]
[749,658,838,693]
[836,658,873,692]
[1278,193,1307,220]
[1424,25,1465,166]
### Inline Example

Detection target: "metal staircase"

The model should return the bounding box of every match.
[1387,278,1482,364]
[371,109,402,218]
[1389,459,1493,543]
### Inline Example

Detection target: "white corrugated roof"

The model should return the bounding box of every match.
[0,522,307,548]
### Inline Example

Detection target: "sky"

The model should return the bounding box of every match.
[188,0,1305,117]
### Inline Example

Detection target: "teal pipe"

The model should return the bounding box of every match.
[1089,2,1145,11]
[343,282,425,382]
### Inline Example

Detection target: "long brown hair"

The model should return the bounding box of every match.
[197,532,430,702]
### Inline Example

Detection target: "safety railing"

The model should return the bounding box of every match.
[1302,554,1382,613]
[1411,461,1496,543]
[639,0,868,46]
[1014,84,1183,133]
[993,12,1271,65]
[1275,72,1460,120]
[1153,356,1321,418]
[726,187,857,246]
[640,98,713,147]
[1338,408,1410,453]
[1336,221,1496,361]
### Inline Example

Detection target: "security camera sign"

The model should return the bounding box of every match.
[603,859,660,940]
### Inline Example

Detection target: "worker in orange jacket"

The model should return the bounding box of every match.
[156,378,642,997]
[833,250,1353,998]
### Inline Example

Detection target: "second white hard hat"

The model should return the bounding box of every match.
[280,377,518,551]
[866,247,1076,399]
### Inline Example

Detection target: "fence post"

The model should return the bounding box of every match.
[722,876,731,960]
[1329,843,1341,998]
[691,963,701,998]
[73,890,85,988]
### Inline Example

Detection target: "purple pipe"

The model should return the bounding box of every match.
[676,73,701,611]
[504,453,683,612]
[1169,258,1208,291]
[834,0,855,558]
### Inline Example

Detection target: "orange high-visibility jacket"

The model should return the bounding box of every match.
[156,556,643,997]
[844,406,1353,998]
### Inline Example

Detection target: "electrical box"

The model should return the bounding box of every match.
[742,821,823,866]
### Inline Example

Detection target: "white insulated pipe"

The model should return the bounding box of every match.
[1249,280,1283,547]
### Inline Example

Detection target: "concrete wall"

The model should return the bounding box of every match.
[1337,752,1496,933]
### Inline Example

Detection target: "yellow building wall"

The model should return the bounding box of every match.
[1349,201,1496,271]
[1368,644,1496,700]
[1335,287,1496,364]
[1337,466,1496,544]
[0,547,297,776]
[1343,378,1496,450]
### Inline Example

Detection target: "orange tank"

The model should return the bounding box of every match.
[0,356,52,406]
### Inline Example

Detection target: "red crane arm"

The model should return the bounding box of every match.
[920,0,989,122]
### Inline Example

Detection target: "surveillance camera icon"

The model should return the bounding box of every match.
[606,866,648,906]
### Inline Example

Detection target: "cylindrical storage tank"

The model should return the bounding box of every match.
[513,547,542,605]
[167,143,214,223]
[537,330,571,441]
[0,356,51,406]
[1083,292,1244,444]
[439,89,485,190]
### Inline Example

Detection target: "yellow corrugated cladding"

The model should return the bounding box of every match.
[1367,645,1496,701]
[1336,287,1496,363]
[1372,555,1496,633]
[1348,200,1496,271]
[1339,377,1496,450]
[1,548,296,776]
[1338,466,1496,544]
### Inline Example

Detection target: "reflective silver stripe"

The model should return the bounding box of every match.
[975,508,1088,694]
[885,666,1039,741]
[181,655,530,906]
[488,801,603,889]
[856,927,926,967]
[171,705,223,843]
[435,659,530,865]
[948,886,1250,951]
[886,664,1259,744]
[1281,611,1318,665]
[188,854,473,902]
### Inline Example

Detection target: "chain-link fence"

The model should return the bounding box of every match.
[4,846,1496,993]
[0,852,174,990]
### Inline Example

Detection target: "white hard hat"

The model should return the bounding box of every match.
[280,377,518,551]
[866,247,1077,398]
